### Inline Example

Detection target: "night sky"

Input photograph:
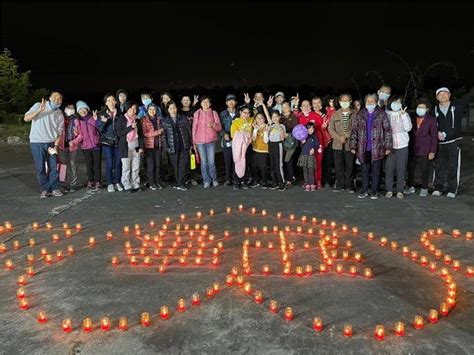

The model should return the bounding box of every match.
[2,0,474,96]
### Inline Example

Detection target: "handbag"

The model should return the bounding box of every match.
[100,135,117,147]
[190,152,196,170]
[283,134,296,150]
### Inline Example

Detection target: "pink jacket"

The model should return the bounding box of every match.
[232,131,251,178]
[70,115,101,150]
[192,109,222,144]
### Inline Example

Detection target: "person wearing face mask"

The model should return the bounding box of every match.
[138,92,161,119]
[329,94,356,193]
[431,86,474,198]
[377,85,392,109]
[384,95,412,199]
[349,93,393,199]
[24,89,65,198]
[405,99,438,197]
[58,104,79,192]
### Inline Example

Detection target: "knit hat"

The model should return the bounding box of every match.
[436,87,450,96]
[275,91,285,99]
[76,100,90,113]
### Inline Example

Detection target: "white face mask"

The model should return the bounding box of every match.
[64,108,75,116]
[378,92,390,101]
[339,101,350,109]
[416,108,427,116]
[390,102,402,111]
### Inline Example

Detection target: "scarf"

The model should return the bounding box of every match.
[125,113,138,142]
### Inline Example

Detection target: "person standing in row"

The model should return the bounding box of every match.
[350,94,393,199]
[405,99,438,197]
[281,101,299,184]
[192,96,222,188]
[264,106,286,191]
[384,95,412,199]
[116,102,144,193]
[24,90,65,198]
[162,101,192,191]
[219,94,238,186]
[99,93,123,192]
[116,89,128,114]
[329,93,356,193]
[250,112,269,188]
[298,122,320,191]
[231,105,254,190]
[58,103,78,192]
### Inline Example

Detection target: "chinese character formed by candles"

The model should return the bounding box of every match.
[313,317,323,332]
[284,307,294,321]
[395,321,405,336]
[374,325,385,340]
[254,291,264,304]
[177,298,186,312]
[413,315,424,330]
[100,317,110,331]
[118,317,128,331]
[429,309,438,324]
[37,311,48,324]
[62,319,72,333]
[343,324,353,337]
[141,312,151,326]
[83,317,93,332]
[160,306,170,320]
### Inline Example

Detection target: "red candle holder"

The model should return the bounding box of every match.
[343,324,353,337]
[37,311,48,324]
[177,298,186,312]
[141,312,151,326]
[83,317,93,332]
[27,266,35,276]
[206,287,215,299]
[62,319,72,333]
[284,307,294,321]
[191,293,201,306]
[160,306,170,320]
[118,317,128,331]
[374,325,385,341]
[101,317,111,331]
[466,266,474,277]
[313,317,323,332]
[17,288,26,299]
[5,259,14,270]
[254,291,264,304]
[111,256,120,266]
[440,303,449,316]
[394,321,405,336]
[413,315,424,330]
[269,300,278,313]
[429,309,438,324]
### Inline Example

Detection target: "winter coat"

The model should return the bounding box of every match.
[115,114,144,158]
[162,115,192,154]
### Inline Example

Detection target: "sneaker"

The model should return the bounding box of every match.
[94,182,102,189]
[332,187,343,192]
[190,179,198,186]
[446,192,456,198]
[346,188,355,194]
[316,182,322,190]
[115,183,124,191]
[203,182,211,189]
[302,184,307,190]
[40,191,49,199]
[419,189,428,197]
[269,184,278,190]
[385,191,393,198]
[176,185,188,191]
[324,183,331,188]
[149,185,158,191]
[432,190,442,196]
[156,183,165,189]
[370,192,378,200]
[233,184,241,190]
[52,189,63,197]
[241,183,249,190]
[397,192,404,199]
[224,180,232,186]
[107,184,115,192]
[261,183,268,189]
[130,188,140,193]
[358,191,369,199]
[250,181,260,188]
[305,185,311,192]
[404,186,416,194]
[86,181,94,190]
[278,185,286,191]
[212,180,219,187]
[310,185,316,191]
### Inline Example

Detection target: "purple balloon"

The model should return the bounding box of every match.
[292,124,308,141]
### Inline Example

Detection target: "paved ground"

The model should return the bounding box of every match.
[0,140,474,355]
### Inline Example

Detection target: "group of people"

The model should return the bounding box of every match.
[24,85,473,199]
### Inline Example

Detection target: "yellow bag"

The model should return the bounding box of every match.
[190,153,196,170]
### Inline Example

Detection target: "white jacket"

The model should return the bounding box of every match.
[386,110,412,149]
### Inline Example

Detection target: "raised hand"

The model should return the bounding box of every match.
[101,115,108,123]
[38,98,46,112]
[244,93,251,104]
[193,95,199,106]
[267,95,274,107]
[92,110,98,120]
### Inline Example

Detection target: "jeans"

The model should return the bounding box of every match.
[196,142,217,184]
[103,145,122,185]
[30,142,60,192]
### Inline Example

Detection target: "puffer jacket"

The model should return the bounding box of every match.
[70,115,101,150]
[141,114,167,150]
[162,115,192,154]
[192,108,222,144]
[97,108,120,147]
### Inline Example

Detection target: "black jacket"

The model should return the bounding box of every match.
[162,115,192,154]
[97,108,121,147]
[115,114,144,158]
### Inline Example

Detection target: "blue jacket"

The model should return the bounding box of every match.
[301,133,320,155]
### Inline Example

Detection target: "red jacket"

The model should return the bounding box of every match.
[141,115,166,149]
[295,111,324,147]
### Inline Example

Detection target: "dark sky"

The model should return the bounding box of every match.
[1,0,474,95]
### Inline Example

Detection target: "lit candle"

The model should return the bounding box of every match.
[444,254,452,264]
[45,254,53,264]
[429,261,437,272]
[364,268,372,279]
[17,287,26,299]
[440,302,449,316]
[296,266,303,277]
[238,204,244,211]
[62,222,69,229]
[319,264,328,273]
[436,228,443,235]
[62,319,72,333]
[466,266,474,277]
[420,256,428,266]
[106,231,113,240]
[343,324,353,337]
[244,282,252,295]
[336,264,343,274]
[52,234,60,243]
[402,246,410,256]
[429,309,438,324]
[27,254,35,263]
[313,317,323,332]
[226,207,231,213]
[129,256,138,266]
[466,231,473,240]
[13,240,20,250]
[352,227,358,236]
[27,266,35,276]
[305,264,313,276]
[452,229,461,238]
[141,312,151,326]
[262,265,271,276]
[269,300,278,313]
[65,229,72,237]
[254,291,264,304]
[101,317,110,331]
[354,252,362,262]
[19,298,29,310]
[143,256,152,266]
[17,275,27,286]
[284,307,294,321]
[452,260,461,271]
[111,256,120,266]
[261,209,267,216]
[88,237,95,247]
[374,325,385,341]
[413,315,424,330]
[177,298,186,312]
[32,222,39,230]
[118,317,128,331]
[83,317,93,332]
[37,310,48,324]
[4,221,12,230]
[225,275,234,286]
[236,276,244,286]
[0,243,7,253]
[380,237,388,247]
[67,245,74,255]
[123,226,130,234]
[394,321,405,336]
[191,293,201,306]
[206,287,215,299]
[349,265,357,276]
[210,209,215,216]
[75,223,82,231]
[160,306,170,320]
[41,247,48,256]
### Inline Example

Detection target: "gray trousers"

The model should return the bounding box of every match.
[385,146,408,193]
[58,148,78,188]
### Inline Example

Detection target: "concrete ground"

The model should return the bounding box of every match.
[0,140,473,355]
